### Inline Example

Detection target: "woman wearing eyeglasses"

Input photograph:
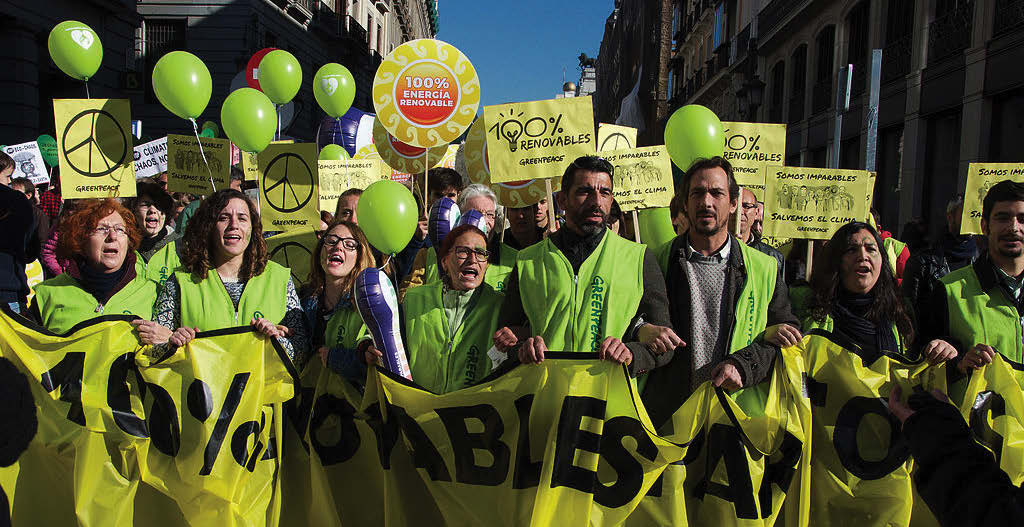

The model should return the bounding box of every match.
[30,198,160,334]
[301,220,376,380]
[365,224,503,393]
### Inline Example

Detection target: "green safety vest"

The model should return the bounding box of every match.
[33,272,159,334]
[175,261,290,331]
[422,246,441,285]
[941,265,1023,363]
[517,230,645,352]
[403,281,503,393]
[135,241,181,288]
[323,305,368,350]
[883,237,907,277]
[801,314,907,354]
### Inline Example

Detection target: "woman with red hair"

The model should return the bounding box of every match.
[29,199,162,335]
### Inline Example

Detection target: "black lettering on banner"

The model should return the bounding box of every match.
[512,395,542,489]
[833,396,909,480]
[552,395,606,494]
[108,353,149,438]
[436,404,510,486]
[595,416,659,508]
[309,394,361,466]
[392,405,451,481]
[231,409,266,472]
[187,379,213,421]
[696,424,758,519]
[365,402,399,469]
[756,432,803,519]
[200,372,251,476]
[40,352,86,426]
[145,381,181,457]
[284,384,315,452]
[805,374,828,408]
[970,390,1006,463]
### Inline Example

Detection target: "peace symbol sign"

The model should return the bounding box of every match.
[269,241,312,286]
[600,132,633,152]
[61,109,129,178]
[262,152,314,213]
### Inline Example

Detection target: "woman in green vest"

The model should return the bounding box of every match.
[366,224,503,393]
[30,198,161,335]
[131,180,181,286]
[803,221,955,363]
[301,219,375,379]
[151,189,309,365]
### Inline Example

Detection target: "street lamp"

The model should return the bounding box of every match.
[737,76,766,121]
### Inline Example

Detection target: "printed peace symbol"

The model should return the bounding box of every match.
[61,109,129,178]
[600,132,632,152]
[262,152,314,213]
[269,241,312,286]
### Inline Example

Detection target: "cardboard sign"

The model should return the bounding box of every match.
[258,143,320,231]
[762,166,871,240]
[3,141,48,185]
[266,227,319,289]
[241,139,294,181]
[165,135,231,195]
[319,159,385,213]
[603,146,673,212]
[961,163,1024,234]
[722,122,787,188]
[463,117,546,207]
[133,137,167,180]
[371,117,446,175]
[53,98,136,198]
[597,123,638,152]
[484,96,596,183]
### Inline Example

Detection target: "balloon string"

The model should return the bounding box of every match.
[423,148,429,207]
[315,119,323,151]
[84,82,90,99]
[379,253,392,271]
[276,106,281,141]
[190,118,216,192]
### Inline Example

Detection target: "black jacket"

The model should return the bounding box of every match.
[0,186,39,305]
[641,235,799,430]
[902,233,979,309]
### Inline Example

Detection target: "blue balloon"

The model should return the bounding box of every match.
[354,267,411,380]
[317,106,368,157]
[457,209,488,234]
[428,197,460,249]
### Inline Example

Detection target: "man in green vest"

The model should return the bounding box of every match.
[642,156,801,428]
[493,156,679,371]
[923,180,1024,370]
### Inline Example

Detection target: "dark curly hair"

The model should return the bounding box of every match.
[807,222,914,343]
[56,198,141,260]
[179,189,267,281]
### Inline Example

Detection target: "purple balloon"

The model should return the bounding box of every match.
[428,197,459,248]
[317,106,366,157]
[354,267,411,380]
[457,209,488,234]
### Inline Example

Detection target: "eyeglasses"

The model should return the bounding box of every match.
[91,225,128,238]
[137,200,160,210]
[324,235,359,251]
[453,246,489,262]
[741,203,758,211]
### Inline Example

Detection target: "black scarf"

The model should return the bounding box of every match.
[138,225,168,255]
[549,227,605,273]
[77,258,128,304]
[831,290,899,359]
[941,232,978,270]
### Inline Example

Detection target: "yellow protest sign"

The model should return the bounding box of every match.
[484,95,596,183]
[603,146,673,211]
[463,117,546,207]
[258,143,320,231]
[319,159,385,213]
[266,227,319,289]
[763,166,871,240]
[372,38,480,148]
[961,162,1024,234]
[372,117,446,174]
[53,98,136,198]
[243,140,295,181]
[165,134,230,195]
[597,123,638,152]
[722,122,786,188]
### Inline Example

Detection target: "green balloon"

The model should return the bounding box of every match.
[664,104,725,171]
[48,21,103,81]
[259,50,302,105]
[201,120,220,137]
[36,135,58,167]
[637,208,677,250]
[313,63,356,118]
[152,51,212,120]
[199,128,215,138]
[357,180,418,254]
[221,88,277,153]
[319,144,350,161]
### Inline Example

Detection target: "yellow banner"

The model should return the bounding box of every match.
[53,99,136,198]
[243,141,295,181]
[603,146,674,211]
[318,159,385,213]
[597,124,638,152]
[762,166,871,240]
[958,354,1024,486]
[166,134,231,196]
[463,117,547,208]
[258,143,320,232]
[266,227,319,290]
[484,96,596,183]
[722,122,787,188]
[960,163,1024,234]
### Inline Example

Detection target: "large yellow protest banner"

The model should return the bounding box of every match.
[722,122,787,193]
[266,227,319,289]
[602,146,674,211]
[597,123,638,152]
[165,134,230,195]
[484,96,596,183]
[318,159,385,213]
[53,99,136,198]
[762,166,871,240]
[258,143,320,232]
[960,162,1024,234]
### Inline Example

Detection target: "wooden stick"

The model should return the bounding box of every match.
[631,210,641,243]
[544,178,557,232]
[733,185,744,237]
[423,148,429,207]
[805,241,814,281]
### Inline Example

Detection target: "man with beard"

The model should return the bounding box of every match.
[493,156,678,371]
[641,156,801,429]
[923,180,1024,370]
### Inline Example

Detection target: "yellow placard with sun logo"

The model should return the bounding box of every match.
[463,117,547,208]
[371,117,446,175]
[372,39,480,148]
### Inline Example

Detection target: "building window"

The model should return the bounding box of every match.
[882,1,914,82]
[846,1,870,96]
[812,25,835,114]
[769,60,785,123]
[713,2,727,49]
[789,44,807,123]
[144,19,187,104]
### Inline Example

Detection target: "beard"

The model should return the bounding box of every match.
[998,233,1024,258]
[691,210,725,236]
[570,205,607,236]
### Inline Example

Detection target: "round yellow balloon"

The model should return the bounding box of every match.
[463,117,546,208]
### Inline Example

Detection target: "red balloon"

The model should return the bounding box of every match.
[245,47,277,91]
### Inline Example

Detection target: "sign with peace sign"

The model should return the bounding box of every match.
[597,123,637,152]
[53,99,136,198]
[258,142,320,231]
[266,227,318,289]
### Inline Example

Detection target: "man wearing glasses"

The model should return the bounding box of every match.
[738,187,784,274]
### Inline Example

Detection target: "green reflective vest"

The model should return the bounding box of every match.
[883,237,907,277]
[422,246,440,285]
[517,230,645,352]
[175,261,290,331]
[403,281,502,393]
[486,243,517,294]
[34,272,159,334]
[135,241,181,288]
[941,264,1023,363]
[324,305,368,350]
